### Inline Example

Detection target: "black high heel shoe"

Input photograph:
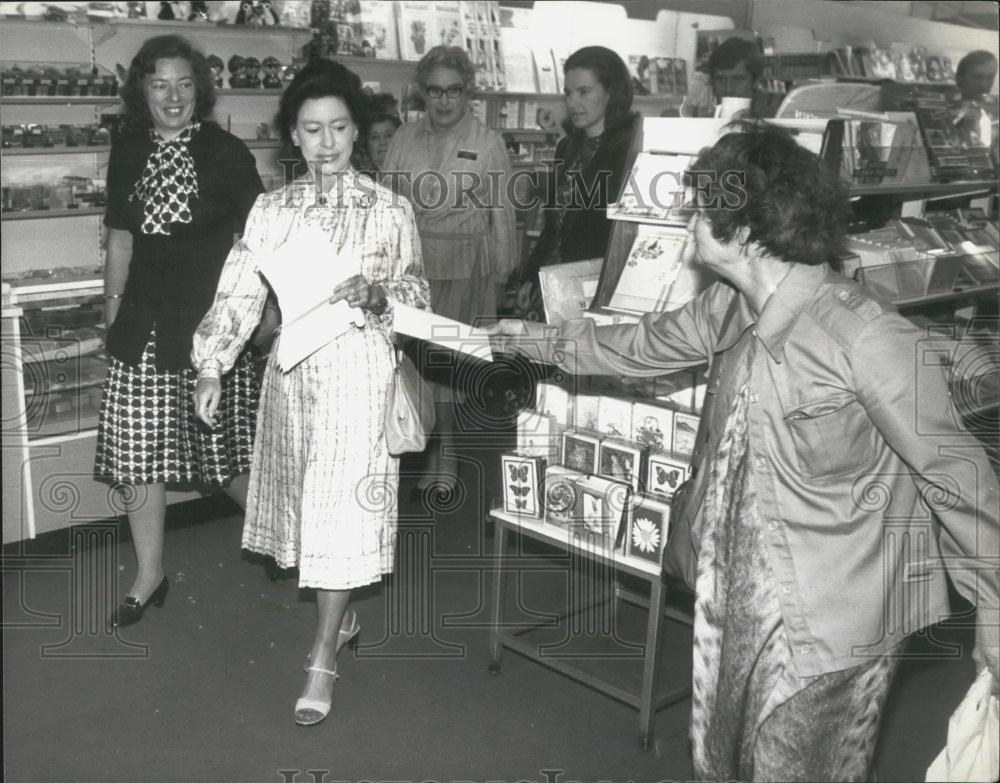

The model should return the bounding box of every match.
[110,576,169,628]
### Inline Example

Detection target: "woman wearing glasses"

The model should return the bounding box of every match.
[382,46,517,497]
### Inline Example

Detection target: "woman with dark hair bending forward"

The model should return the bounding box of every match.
[192,59,429,726]
[96,34,263,628]
[495,122,998,780]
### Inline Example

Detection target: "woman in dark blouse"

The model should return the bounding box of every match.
[95,35,264,628]
[517,46,639,315]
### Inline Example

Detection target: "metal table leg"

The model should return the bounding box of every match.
[637,572,668,748]
[488,520,508,674]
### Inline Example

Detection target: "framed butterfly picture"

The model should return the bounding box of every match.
[672,412,700,458]
[646,452,688,498]
[543,465,585,528]
[598,439,644,492]
[626,493,670,565]
[501,453,545,517]
[562,430,600,475]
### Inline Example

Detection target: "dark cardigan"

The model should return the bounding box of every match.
[522,112,639,283]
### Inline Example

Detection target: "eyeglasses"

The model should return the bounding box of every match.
[424,84,465,100]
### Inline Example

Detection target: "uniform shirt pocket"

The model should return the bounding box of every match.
[784,394,877,479]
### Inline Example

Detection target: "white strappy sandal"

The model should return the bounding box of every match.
[294,665,339,727]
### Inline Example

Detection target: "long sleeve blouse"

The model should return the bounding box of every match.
[191,171,429,378]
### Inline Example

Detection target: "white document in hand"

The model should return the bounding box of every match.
[256,225,366,372]
[392,304,493,363]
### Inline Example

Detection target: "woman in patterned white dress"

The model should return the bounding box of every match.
[191,60,429,727]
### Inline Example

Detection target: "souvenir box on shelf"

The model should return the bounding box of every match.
[1,61,118,97]
[542,464,585,528]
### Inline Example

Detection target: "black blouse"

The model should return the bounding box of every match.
[104,122,264,370]
[522,114,638,283]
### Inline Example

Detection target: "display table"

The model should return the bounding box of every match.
[487,509,692,749]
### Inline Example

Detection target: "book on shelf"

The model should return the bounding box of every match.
[434,0,464,48]
[396,0,435,60]
[358,0,399,59]
[497,6,536,92]
[605,225,690,315]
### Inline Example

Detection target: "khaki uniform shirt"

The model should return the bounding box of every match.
[529,262,999,677]
[382,110,517,282]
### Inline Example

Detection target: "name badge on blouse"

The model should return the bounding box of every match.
[457,150,478,160]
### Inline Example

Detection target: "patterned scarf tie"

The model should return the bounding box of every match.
[130,121,201,235]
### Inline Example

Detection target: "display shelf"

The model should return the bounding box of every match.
[100,18,312,39]
[1,145,110,156]
[633,95,686,107]
[0,95,120,105]
[4,278,102,298]
[500,128,559,139]
[1,208,103,221]
[848,180,996,199]
[488,508,692,751]
[494,508,660,578]
[892,283,999,309]
[218,88,283,97]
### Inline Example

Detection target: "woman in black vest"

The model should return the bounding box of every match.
[95,35,264,628]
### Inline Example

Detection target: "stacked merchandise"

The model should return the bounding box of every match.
[0,62,117,96]
[909,88,996,181]
[767,45,956,84]
[842,214,999,299]
[764,53,825,82]
[502,374,704,567]
[820,113,924,186]
[308,0,400,59]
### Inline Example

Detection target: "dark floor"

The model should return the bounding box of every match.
[2,447,979,783]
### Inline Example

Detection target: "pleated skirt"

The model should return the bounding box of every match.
[241,324,398,590]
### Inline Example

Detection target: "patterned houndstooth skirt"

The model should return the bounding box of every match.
[94,335,261,486]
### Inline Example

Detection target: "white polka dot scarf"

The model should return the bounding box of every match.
[130,121,201,235]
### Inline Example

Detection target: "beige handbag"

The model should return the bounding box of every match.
[384,344,435,455]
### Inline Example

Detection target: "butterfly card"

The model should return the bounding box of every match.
[646,452,688,498]
[501,453,545,518]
